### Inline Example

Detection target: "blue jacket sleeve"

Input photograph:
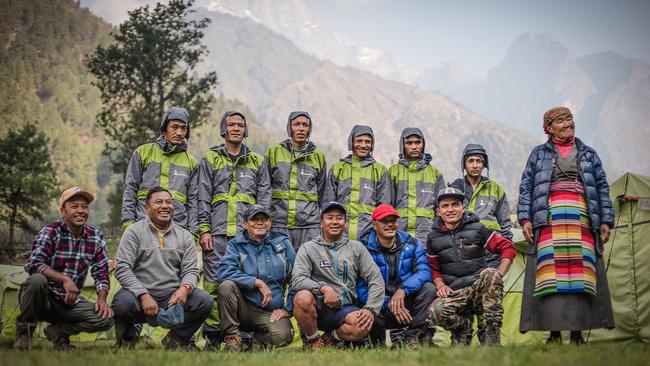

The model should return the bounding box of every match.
[217,241,256,289]
[401,244,432,295]
[517,149,537,224]
[592,152,614,227]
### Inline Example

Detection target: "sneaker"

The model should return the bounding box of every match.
[202,333,222,351]
[44,325,75,351]
[303,336,324,351]
[223,333,242,352]
[12,335,31,350]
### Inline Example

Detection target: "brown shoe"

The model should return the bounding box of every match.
[484,326,501,347]
[303,336,324,351]
[321,331,344,349]
[223,333,242,352]
[44,325,75,351]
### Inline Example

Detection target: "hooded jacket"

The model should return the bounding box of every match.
[517,138,614,233]
[388,128,445,243]
[219,111,248,138]
[121,135,198,233]
[197,144,271,237]
[356,229,431,312]
[324,125,393,240]
[218,231,295,313]
[291,235,385,314]
[266,137,327,230]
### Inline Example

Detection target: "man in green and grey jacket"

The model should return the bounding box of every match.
[265,111,327,251]
[121,106,198,235]
[324,125,392,241]
[389,127,445,244]
[292,202,384,349]
[197,111,271,348]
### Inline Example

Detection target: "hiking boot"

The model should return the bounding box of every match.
[450,318,472,346]
[484,326,501,346]
[546,331,562,345]
[303,336,324,351]
[44,324,75,351]
[321,331,344,349]
[161,332,198,352]
[223,333,242,352]
[202,332,222,351]
[570,331,586,346]
[403,337,419,351]
[251,331,272,351]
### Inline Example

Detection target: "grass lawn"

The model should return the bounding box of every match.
[0,338,648,366]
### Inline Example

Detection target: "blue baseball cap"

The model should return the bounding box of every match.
[321,201,346,217]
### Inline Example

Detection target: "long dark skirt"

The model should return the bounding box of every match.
[520,229,615,332]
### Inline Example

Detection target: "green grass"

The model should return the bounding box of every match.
[0,338,648,366]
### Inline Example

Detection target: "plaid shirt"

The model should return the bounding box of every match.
[25,219,110,301]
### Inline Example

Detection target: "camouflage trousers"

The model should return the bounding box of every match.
[428,269,504,331]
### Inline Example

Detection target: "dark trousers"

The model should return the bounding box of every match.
[15,274,113,338]
[217,280,293,347]
[112,287,212,344]
[369,282,436,344]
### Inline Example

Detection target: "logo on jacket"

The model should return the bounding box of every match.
[299,169,313,177]
[239,171,253,179]
[172,170,188,177]
[362,183,375,192]
[319,260,333,268]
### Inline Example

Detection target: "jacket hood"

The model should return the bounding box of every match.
[347,125,374,151]
[341,154,376,167]
[220,110,248,138]
[286,111,312,139]
[160,106,191,139]
[399,127,426,160]
[210,143,252,159]
[155,135,188,153]
[461,143,489,171]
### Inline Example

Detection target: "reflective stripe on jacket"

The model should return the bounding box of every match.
[121,136,198,233]
[325,155,393,241]
[198,145,271,237]
[266,140,327,229]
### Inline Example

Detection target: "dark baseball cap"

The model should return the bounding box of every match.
[244,204,271,221]
[436,187,465,203]
[321,201,346,217]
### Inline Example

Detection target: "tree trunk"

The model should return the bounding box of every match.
[9,204,16,246]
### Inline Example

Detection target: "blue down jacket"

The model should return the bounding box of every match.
[357,229,431,311]
[517,138,614,230]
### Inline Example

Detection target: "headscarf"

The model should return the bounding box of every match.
[543,107,573,135]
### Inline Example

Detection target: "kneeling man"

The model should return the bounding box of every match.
[358,204,435,349]
[112,187,212,350]
[426,187,515,346]
[13,187,113,350]
[291,202,384,349]
[217,205,296,351]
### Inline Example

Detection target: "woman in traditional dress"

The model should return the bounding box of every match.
[517,106,615,344]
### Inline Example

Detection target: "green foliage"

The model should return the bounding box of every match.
[0,124,57,244]
[85,0,218,175]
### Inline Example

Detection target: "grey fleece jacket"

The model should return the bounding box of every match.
[115,217,199,298]
[291,235,385,314]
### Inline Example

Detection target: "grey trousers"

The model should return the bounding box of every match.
[112,288,212,344]
[271,227,320,252]
[15,274,113,338]
[217,280,293,347]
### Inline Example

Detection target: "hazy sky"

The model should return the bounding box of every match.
[80,0,650,77]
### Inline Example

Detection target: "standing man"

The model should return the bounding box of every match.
[325,125,392,240]
[112,187,213,350]
[266,111,327,251]
[449,143,513,343]
[291,202,385,349]
[121,106,199,235]
[357,204,435,349]
[389,127,445,244]
[197,111,271,348]
[13,187,113,350]
[426,187,515,346]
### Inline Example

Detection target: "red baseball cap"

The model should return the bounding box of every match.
[371,204,400,221]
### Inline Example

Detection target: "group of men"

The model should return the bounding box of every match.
[13,107,516,351]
